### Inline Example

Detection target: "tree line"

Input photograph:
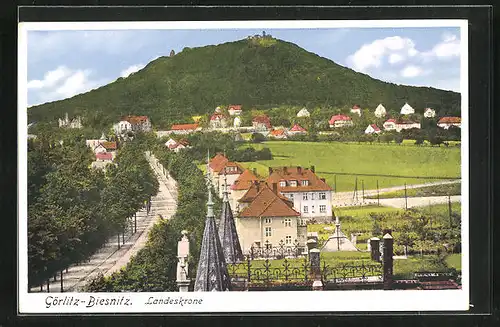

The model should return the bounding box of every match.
[27,136,159,288]
[86,136,222,292]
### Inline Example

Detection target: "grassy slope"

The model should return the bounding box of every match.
[243,141,461,191]
[28,37,460,128]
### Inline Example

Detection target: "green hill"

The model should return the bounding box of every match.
[28,36,461,129]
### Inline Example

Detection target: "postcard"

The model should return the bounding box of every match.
[18,19,469,313]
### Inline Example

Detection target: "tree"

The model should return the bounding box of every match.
[394,134,404,144]
[251,132,266,143]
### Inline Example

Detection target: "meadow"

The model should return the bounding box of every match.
[242,141,461,192]
[366,182,461,199]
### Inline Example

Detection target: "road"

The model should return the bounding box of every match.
[332,179,461,208]
[29,152,177,293]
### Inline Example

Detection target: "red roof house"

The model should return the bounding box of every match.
[329,114,353,127]
[96,152,113,161]
[252,115,272,130]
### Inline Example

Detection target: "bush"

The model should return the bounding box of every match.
[251,132,266,143]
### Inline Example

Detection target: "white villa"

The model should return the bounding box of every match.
[400,103,415,115]
[424,108,436,118]
[113,115,152,135]
[329,114,353,128]
[297,107,310,118]
[374,104,387,118]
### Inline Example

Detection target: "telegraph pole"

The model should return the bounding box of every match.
[377,180,380,206]
[361,180,365,203]
[404,182,408,210]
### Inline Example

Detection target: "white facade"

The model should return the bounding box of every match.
[383,121,397,131]
[438,122,461,129]
[374,104,387,118]
[350,108,361,116]
[365,125,381,134]
[424,108,436,118]
[297,108,310,118]
[329,119,353,128]
[233,116,241,128]
[395,122,421,132]
[400,103,415,115]
[281,190,333,221]
[113,120,133,134]
[165,138,177,147]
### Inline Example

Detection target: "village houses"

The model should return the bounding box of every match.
[329,114,353,128]
[58,113,83,129]
[210,112,229,129]
[437,117,461,129]
[374,104,387,118]
[383,119,421,132]
[287,124,307,136]
[269,128,287,139]
[424,108,436,118]
[208,153,245,198]
[165,138,191,153]
[350,105,362,116]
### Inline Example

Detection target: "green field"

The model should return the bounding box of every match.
[366,182,461,199]
[243,141,461,192]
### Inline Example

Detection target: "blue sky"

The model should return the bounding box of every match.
[26,27,462,106]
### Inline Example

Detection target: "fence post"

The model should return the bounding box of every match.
[46,280,50,293]
[404,183,408,210]
[370,237,381,262]
[382,233,394,290]
[309,248,323,290]
[60,270,63,293]
[377,180,380,206]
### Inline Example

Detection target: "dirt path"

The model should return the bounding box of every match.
[332,180,460,207]
[29,152,177,293]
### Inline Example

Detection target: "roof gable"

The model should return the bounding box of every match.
[239,187,299,218]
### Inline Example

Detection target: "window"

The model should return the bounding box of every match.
[279,181,286,187]
[311,205,315,213]
[288,193,294,201]
[290,180,297,187]
[265,227,272,237]
[303,206,308,213]
[285,235,292,245]
[264,218,272,224]
[320,205,327,213]
[284,218,292,227]
[302,193,308,200]
[301,180,309,186]
[319,192,326,200]
[311,193,315,200]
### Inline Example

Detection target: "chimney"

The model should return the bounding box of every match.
[256,181,260,193]
[268,167,273,175]
[272,183,278,194]
[320,178,326,183]
[297,166,302,174]
[310,165,316,173]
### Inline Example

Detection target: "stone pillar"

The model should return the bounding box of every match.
[309,248,323,290]
[176,230,191,292]
[382,233,394,290]
[370,237,381,262]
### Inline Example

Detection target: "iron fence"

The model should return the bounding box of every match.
[246,239,307,260]
[320,261,383,283]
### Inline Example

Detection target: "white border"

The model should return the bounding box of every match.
[18,20,469,314]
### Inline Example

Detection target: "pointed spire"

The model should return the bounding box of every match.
[194,166,231,291]
[218,171,244,264]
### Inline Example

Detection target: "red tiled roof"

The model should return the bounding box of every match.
[100,141,117,150]
[438,117,461,124]
[239,187,299,218]
[329,114,352,124]
[370,124,381,132]
[229,105,242,111]
[231,169,259,191]
[216,161,244,174]
[209,153,229,170]
[252,115,272,128]
[267,166,332,192]
[384,119,396,124]
[96,152,113,160]
[210,113,226,121]
[122,115,149,124]
[171,123,199,130]
[270,129,286,136]
[290,124,306,132]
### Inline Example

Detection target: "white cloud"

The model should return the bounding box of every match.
[28,66,110,105]
[422,33,461,61]
[346,36,419,72]
[120,63,145,78]
[388,53,404,64]
[400,65,427,78]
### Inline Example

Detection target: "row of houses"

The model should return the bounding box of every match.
[349,103,435,118]
[207,153,333,252]
[85,133,118,169]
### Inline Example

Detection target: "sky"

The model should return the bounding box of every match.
[26,26,462,107]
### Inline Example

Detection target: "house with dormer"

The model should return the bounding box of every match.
[235,183,305,252]
[266,166,333,222]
